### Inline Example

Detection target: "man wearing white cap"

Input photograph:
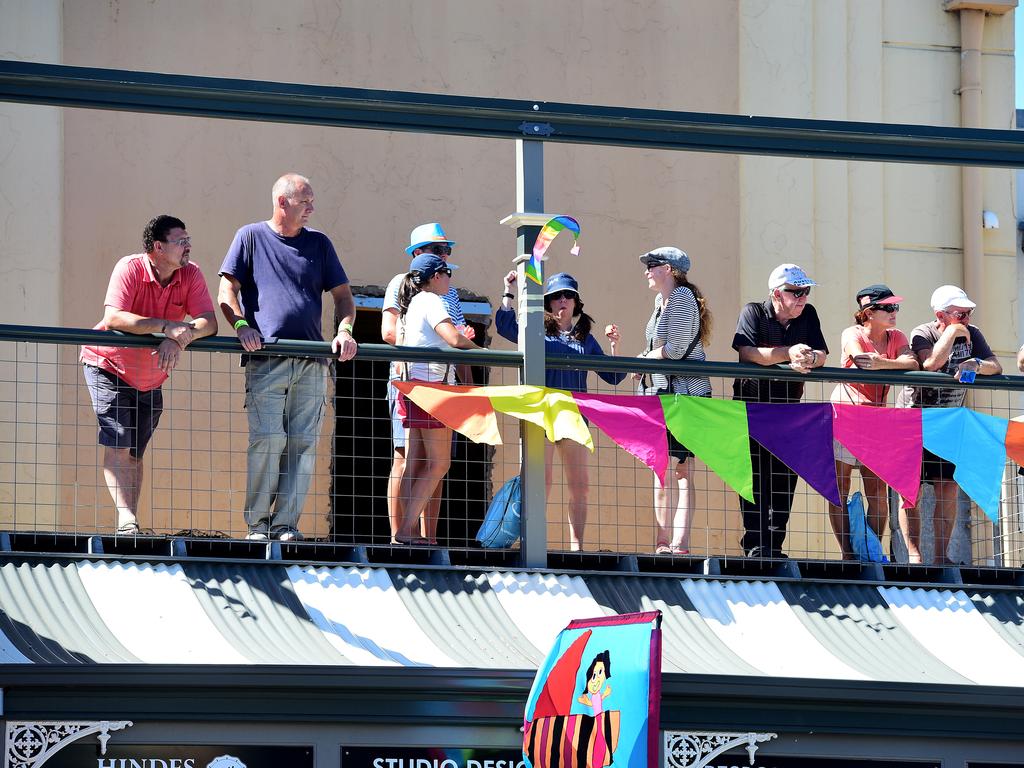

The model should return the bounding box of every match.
[896,284,1001,564]
[380,223,474,544]
[732,263,828,558]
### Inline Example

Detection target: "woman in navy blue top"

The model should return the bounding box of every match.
[496,271,623,551]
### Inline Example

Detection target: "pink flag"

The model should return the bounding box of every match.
[574,393,669,486]
[832,404,922,506]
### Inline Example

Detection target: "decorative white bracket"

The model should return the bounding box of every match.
[664,730,778,768]
[5,720,133,768]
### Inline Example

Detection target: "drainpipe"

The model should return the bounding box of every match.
[943,0,1017,322]
[960,8,985,319]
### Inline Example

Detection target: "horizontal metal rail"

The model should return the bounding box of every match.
[5,324,1024,392]
[2,61,1024,167]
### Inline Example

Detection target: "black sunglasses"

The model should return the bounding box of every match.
[434,266,452,277]
[421,244,452,256]
[870,303,900,313]
[782,287,811,298]
[547,290,578,301]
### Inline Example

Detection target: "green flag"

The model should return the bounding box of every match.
[660,395,754,502]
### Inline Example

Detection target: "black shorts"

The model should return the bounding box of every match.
[668,432,694,464]
[921,448,956,482]
[83,364,163,459]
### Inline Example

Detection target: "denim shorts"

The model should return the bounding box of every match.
[83,364,163,459]
[387,380,407,450]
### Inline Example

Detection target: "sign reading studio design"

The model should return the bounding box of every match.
[342,747,524,768]
[42,744,313,767]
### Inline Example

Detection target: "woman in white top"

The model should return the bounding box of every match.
[394,253,476,545]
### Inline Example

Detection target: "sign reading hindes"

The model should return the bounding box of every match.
[44,744,313,768]
[342,747,525,768]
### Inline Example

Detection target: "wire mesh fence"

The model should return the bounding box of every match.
[2,327,1024,567]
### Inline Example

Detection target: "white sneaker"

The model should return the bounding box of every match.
[275,528,304,542]
[246,530,269,541]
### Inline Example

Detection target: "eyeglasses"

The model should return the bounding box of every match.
[547,290,577,301]
[944,308,973,320]
[782,287,811,298]
[421,244,452,256]
[163,237,191,247]
[643,261,668,270]
[871,303,900,313]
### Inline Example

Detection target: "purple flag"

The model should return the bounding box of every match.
[747,402,840,505]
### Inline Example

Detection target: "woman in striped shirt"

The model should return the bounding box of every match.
[635,247,712,555]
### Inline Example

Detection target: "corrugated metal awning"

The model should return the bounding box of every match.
[4,559,1024,687]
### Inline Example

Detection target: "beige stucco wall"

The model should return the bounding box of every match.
[0,0,63,527]
[737,0,1017,560]
[0,0,1017,558]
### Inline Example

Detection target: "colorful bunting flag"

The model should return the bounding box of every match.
[1005,418,1024,467]
[747,402,841,505]
[490,386,594,449]
[392,381,503,444]
[574,393,669,486]
[392,383,1024,519]
[523,611,662,768]
[832,403,922,505]
[922,408,1008,521]
[660,395,754,502]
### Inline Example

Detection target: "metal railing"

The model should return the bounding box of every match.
[4,323,1024,572]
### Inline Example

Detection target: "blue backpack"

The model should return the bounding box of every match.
[476,475,521,548]
[847,490,889,563]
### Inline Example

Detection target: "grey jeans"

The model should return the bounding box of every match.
[243,356,327,533]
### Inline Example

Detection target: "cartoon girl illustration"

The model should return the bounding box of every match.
[577,650,612,715]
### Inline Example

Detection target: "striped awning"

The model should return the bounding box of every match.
[2,560,1023,686]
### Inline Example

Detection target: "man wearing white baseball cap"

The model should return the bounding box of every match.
[732,263,828,558]
[381,222,475,545]
[896,284,1001,564]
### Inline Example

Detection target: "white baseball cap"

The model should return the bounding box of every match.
[930,284,976,311]
[768,263,817,291]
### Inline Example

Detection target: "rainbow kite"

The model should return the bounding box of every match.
[393,382,1024,520]
[525,215,581,285]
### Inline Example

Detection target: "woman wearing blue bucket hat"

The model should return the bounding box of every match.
[496,270,624,551]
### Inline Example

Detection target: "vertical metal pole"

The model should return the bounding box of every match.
[514,139,547,568]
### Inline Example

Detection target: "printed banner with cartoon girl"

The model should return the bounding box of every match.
[523,611,662,768]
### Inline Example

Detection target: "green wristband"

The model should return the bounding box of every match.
[233,319,249,330]
[339,322,354,335]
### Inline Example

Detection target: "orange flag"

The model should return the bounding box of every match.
[1006,418,1024,466]
[392,381,502,444]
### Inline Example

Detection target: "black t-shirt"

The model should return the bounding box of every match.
[731,300,828,403]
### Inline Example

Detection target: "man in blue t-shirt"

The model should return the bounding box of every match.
[218,173,358,542]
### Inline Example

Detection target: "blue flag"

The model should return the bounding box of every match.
[523,611,662,768]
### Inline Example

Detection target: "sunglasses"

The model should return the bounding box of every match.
[870,303,900,313]
[421,244,452,256]
[782,287,811,298]
[434,266,453,277]
[547,290,578,301]
[944,308,973,320]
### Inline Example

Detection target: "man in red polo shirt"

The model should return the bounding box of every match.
[81,215,217,535]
